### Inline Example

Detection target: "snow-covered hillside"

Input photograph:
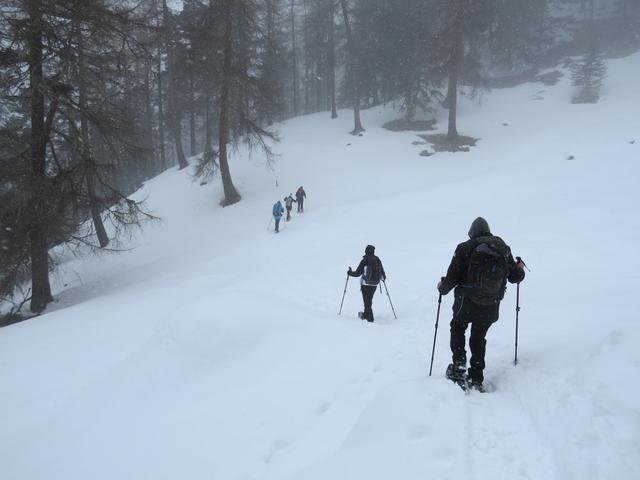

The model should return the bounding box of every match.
[1,54,639,480]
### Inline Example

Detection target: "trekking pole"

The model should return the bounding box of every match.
[338,274,350,315]
[429,290,443,376]
[514,256,528,366]
[267,217,273,230]
[514,282,521,365]
[382,280,398,320]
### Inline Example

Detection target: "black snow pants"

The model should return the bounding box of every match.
[450,294,499,383]
[361,285,377,322]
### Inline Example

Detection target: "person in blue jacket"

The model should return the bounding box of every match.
[272,200,285,233]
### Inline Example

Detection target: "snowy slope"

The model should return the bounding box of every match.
[1,54,639,480]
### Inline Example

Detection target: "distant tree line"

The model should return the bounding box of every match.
[1,0,637,315]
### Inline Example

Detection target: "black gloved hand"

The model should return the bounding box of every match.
[347,267,352,275]
[516,256,530,271]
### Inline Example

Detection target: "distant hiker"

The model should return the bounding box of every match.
[295,186,306,213]
[438,217,525,391]
[272,200,285,233]
[347,245,386,322]
[284,194,296,221]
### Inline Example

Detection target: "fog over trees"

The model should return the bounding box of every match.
[1,0,638,315]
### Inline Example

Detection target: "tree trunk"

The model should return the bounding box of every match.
[87,176,109,247]
[218,0,241,206]
[155,0,166,171]
[26,0,53,313]
[446,0,463,141]
[204,0,215,158]
[290,0,299,116]
[265,0,276,124]
[328,0,337,119]
[205,91,213,156]
[315,46,322,113]
[189,71,197,156]
[163,0,188,170]
[446,69,458,140]
[339,0,364,134]
[170,93,188,169]
[79,25,109,248]
[157,55,167,170]
[143,59,156,177]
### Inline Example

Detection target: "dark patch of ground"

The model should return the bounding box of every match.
[489,69,564,89]
[535,70,564,86]
[0,312,35,328]
[488,69,538,89]
[383,118,437,132]
[418,133,479,153]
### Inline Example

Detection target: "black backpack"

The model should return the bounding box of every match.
[466,241,508,303]
[362,258,382,285]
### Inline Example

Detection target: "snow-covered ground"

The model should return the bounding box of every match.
[1,54,639,480]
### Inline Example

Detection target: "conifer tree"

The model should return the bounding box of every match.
[571,47,607,103]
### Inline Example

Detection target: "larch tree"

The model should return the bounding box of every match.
[217,0,242,206]
[25,0,55,312]
[1,0,156,313]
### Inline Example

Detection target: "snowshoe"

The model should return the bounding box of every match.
[446,363,468,392]
[467,380,485,393]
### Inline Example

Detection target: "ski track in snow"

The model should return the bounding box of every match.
[1,54,640,480]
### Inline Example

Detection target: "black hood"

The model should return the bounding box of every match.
[468,217,491,239]
[365,245,375,256]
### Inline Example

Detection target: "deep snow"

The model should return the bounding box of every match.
[1,54,639,480]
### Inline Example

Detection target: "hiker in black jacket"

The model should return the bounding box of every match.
[284,194,296,221]
[295,186,306,213]
[438,217,525,390]
[348,245,386,322]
